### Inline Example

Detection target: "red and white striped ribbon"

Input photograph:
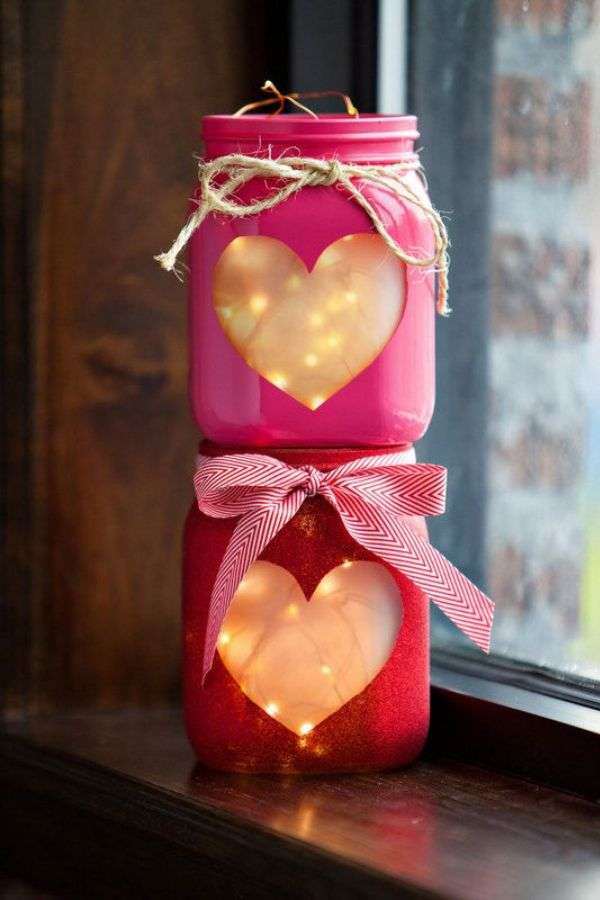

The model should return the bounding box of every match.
[194,452,494,679]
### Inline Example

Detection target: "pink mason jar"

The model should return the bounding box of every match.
[189,114,436,447]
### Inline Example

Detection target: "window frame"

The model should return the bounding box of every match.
[430,652,600,800]
[409,0,600,793]
[283,0,600,797]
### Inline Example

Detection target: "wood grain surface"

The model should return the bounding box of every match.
[2,0,30,715]
[2,0,266,714]
[2,709,600,899]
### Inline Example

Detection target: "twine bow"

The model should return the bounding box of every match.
[155,83,450,314]
[195,452,494,679]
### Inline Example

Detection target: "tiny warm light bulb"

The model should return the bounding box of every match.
[345,291,357,304]
[265,702,280,717]
[287,603,299,618]
[326,334,341,348]
[269,372,288,389]
[310,395,325,410]
[219,632,231,646]
[249,294,268,314]
[299,722,314,736]
[341,559,353,568]
[320,665,332,676]
[304,353,318,367]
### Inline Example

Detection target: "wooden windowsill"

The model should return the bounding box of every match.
[2,709,600,899]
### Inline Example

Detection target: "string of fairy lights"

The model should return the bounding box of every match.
[211,236,405,741]
[213,233,405,411]
[217,562,356,738]
[217,559,401,741]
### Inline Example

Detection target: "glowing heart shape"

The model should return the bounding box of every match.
[213,234,406,409]
[218,560,403,735]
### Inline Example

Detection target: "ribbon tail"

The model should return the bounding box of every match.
[201,490,305,682]
[336,501,494,653]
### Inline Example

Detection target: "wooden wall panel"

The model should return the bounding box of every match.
[3,0,266,714]
[2,0,31,716]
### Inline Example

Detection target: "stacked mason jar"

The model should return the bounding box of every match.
[183,114,437,773]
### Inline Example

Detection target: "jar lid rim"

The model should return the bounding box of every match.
[202,113,419,142]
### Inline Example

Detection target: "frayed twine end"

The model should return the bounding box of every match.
[154,252,186,281]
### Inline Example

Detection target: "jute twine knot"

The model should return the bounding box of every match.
[155,152,450,315]
[320,159,345,186]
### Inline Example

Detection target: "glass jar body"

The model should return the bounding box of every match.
[188,115,435,447]
[183,445,430,774]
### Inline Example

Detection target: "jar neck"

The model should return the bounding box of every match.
[198,442,416,471]
[203,139,418,166]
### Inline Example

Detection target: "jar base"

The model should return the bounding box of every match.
[188,731,429,776]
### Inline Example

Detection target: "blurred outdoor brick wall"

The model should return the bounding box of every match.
[486,0,597,661]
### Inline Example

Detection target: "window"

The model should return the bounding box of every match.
[398,0,600,683]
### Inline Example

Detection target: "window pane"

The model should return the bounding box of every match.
[432,0,600,680]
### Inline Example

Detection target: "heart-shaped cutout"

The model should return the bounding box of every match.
[217,560,403,735]
[213,234,406,409]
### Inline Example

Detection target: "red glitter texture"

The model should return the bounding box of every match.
[183,443,430,774]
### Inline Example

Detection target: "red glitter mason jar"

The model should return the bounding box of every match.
[183,444,430,774]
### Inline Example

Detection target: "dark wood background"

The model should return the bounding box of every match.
[2,0,267,715]
[2,0,381,719]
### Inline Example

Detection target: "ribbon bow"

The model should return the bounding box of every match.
[194,452,494,679]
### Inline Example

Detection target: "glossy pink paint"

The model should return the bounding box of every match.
[189,114,435,447]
